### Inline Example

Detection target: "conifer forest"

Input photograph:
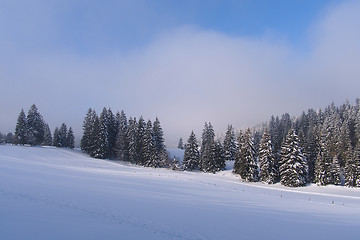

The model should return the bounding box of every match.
[6,99,360,188]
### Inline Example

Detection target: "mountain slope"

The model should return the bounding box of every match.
[1,145,360,240]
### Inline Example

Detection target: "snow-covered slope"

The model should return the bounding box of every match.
[1,145,360,240]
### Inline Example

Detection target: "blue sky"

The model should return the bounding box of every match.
[1,0,360,146]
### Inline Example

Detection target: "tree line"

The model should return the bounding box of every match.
[10,104,74,148]
[181,99,360,187]
[80,108,169,168]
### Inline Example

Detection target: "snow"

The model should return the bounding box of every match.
[1,145,360,240]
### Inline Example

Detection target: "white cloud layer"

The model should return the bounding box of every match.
[1,1,360,146]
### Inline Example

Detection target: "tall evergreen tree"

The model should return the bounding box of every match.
[223,125,237,161]
[14,109,27,145]
[279,128,307,187]
[26,104,45,146]
[234,130,244,175]
[66,127,75,149]
[240,128,259,181]
[183,131,200,171]
[96,108,111,159]
[177,137,184,149]
[259,128,277,184]
[43,123,53,146]
[115,110,129,161]
[127,117,138,164]
[200,122,216,172]
[53,127,60,147]
[143,120,160,168]
[81,108,94,153]
[153,117,167,167]
[344,143,360,187]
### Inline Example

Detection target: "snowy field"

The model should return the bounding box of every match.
[1,145,360,240]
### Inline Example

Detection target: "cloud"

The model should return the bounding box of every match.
[1,1,360,147]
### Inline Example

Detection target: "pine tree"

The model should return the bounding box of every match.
[259,128,277,184]
[200,122,216,172]
[14,109,27,145]
[127,117,138,164]
[115,110,129,161]
[143,120,160,168]
[177,137,184,149]
[183,131,200,171]
[58,123,68,147]
[81,108,94,153]
[66,127,75,149]
[107,108,117,158]
[223,125,237,161]
[344,143,360,187]
[213,141,225,171]
[26,104,45,146]
[43,123,53,146]
[279,128,307,187]
[96,108,111,159]
[234,130,244,175]
[241,128,259,181]
[153,117,167,167]
[53,127,60,147]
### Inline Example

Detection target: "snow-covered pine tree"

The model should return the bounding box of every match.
[115,110,129,161]
[279,128,307,187]
[66,127,75,149]
[43,123,52,146]
[183,131,200,171]
[127,117,138,164]
[240,128,259,182]
[153,117,167,167]
[259,128,277,184]
[344,142,360,187]
[223,125,237,161]
[200,122,215,172]
[213,140,225,171]
[233,130,244,175]
[143,120,160,168]
[177,137,184,150]
[96,108,111,159]
[81,108,99,155]
[26,104,45,146]
[58,123,68,147]
[106,108,118,158]
[135,117,146,165]
[53,127,60,147]
[14,109,27,145]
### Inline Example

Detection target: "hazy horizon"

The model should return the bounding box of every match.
[1,0,360,147]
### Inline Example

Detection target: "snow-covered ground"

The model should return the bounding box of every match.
[1,145,360,240]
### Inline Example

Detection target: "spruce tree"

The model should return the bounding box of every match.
[153,117,167,167]
[115,110,129,161]
[58,123,68,147]
[26,104,45,146]
[136,117,146,165]
[81,108,94,153]
[279,128,307,187]
[259,128,277,184]
[96,108,111,159]
[43,123,53,146]
[233,130,244,175]
[127,117,138,164]
[183,131,200,171]
[53,127,60,147]
[143,120,160,168]
[213,140,225,171]
[223,125,237,161]
[200,122,215,172]
[344,143,360,187]
[177,137,184,149]
[66,127,75,149]
[14,109,27,145]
